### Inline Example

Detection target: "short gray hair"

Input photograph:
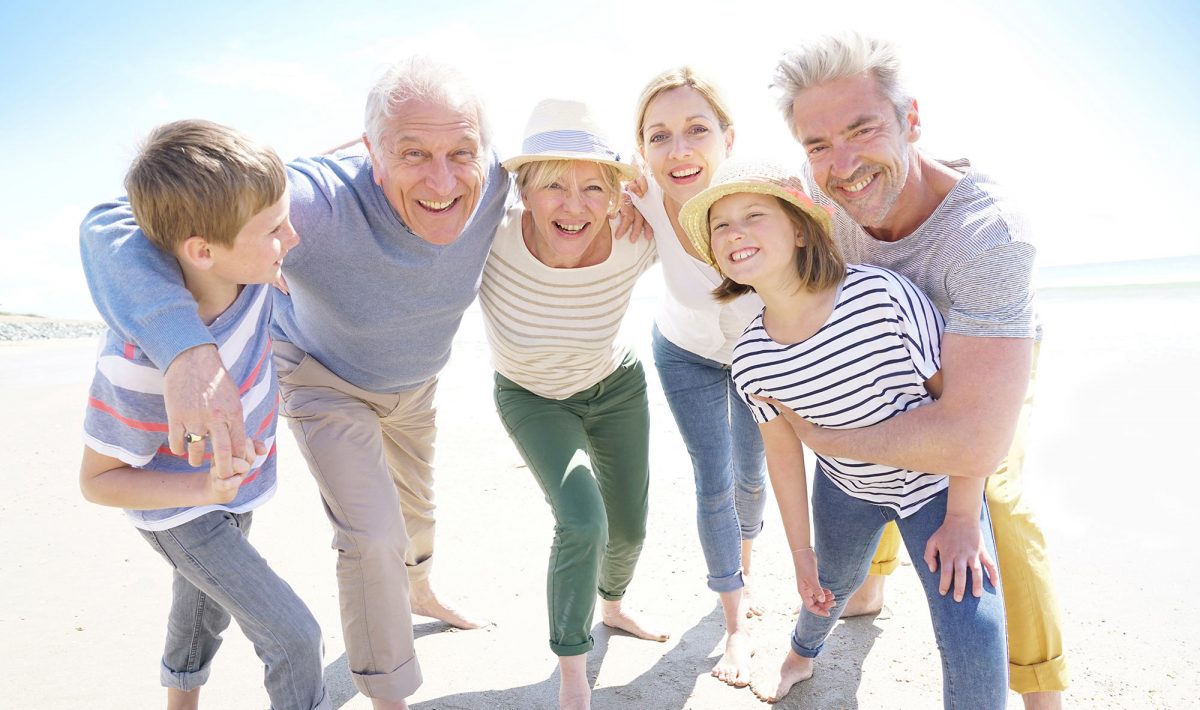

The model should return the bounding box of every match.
[363,56,490,152]
[772,33,910,140]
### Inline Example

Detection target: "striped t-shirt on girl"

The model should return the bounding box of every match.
[732,264,947,517]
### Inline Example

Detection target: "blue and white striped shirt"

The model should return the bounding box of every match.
[732,264,947,516]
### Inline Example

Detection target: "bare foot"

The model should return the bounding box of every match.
[370,698,408,710]
[841,574,886,618]
[1022,690,1063,710]
[559,654,591,710]
[600,599,669,642]
[712,627,754,687]
[751,650,813,703]
[409,577,489,630]
[741,575,765,618]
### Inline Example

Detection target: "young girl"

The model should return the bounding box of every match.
[679,158,1009,709]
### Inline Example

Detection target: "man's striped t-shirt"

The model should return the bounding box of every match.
[732,264,948,516]
[83,284,279,531]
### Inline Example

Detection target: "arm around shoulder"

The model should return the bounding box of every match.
[80,198,213,370]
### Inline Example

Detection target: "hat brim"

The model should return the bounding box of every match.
[679,178,834,271]
[502,152,640,181]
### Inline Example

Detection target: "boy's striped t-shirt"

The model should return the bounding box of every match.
[732,264,947,516]
[83,284,279,531]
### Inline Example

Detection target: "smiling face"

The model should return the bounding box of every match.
[208,192,299,284]
[790,72,919,231]
[520,160,617,269]
[708,193,804,291]
[639,86,734,210]
[364,97,487,245]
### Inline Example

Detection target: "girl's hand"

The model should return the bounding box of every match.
[793,547,836,617]
[923,513,999,601]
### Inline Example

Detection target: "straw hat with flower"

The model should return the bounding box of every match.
[502,99,638,180]
[679,157,835,270]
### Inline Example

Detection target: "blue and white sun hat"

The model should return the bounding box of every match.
[502,99,638,180]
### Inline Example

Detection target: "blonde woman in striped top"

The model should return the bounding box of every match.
[480,99,663,710]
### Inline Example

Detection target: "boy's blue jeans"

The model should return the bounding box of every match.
[795,469,1009,710]
[138,510,330,710]
[651,326,767,594]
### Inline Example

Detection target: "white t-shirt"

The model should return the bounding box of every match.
[633,176,762,364]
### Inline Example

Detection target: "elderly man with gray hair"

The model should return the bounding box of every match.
[758,33,1066,708]
[81,58,560,709]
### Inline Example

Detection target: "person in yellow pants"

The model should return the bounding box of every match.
[771,32,1068,708]
[851,346,1068,700]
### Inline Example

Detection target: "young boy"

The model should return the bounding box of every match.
[79,119,329,710]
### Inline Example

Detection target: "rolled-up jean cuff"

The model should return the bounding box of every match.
[551,636,595,657]
[160,660,211,691]
[1010,654,1069,694]
[353,654,423,701]
[790,629,822,659]
[707,569,745,594]
[868,557,900,575]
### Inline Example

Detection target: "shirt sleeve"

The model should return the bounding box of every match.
[731,334,780,424]
[82,364,168,468]
[887,271,945,381]
[79,198,213,370]
[944,241,1037,338]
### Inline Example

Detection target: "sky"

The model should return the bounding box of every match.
[1,0,1197,319]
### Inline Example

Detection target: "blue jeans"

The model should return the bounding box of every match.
[651,325,767,593]
[139,511,330,710]
[794,470,1008,710]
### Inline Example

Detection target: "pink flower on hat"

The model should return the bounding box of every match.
[784,186,816,209]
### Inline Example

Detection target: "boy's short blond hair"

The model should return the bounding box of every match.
[125,119,286,253]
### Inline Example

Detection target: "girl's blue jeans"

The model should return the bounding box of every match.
[795,468,1009,710]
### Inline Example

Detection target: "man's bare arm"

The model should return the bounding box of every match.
[785,334,1033,478]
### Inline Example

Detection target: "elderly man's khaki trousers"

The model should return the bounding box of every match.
[274,341,434,701]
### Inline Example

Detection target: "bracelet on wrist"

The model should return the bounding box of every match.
[791,546,814,554]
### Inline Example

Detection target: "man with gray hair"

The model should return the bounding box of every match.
[82,58,509,709]
[762,33,1066,708]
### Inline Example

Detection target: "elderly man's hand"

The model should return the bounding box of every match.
[164,344,247,480]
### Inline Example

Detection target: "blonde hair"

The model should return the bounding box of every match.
[125,119,285,253]
[515,159,625,212]
[713,196,845,303]
[634,66,733,150]
[772,32,910,140]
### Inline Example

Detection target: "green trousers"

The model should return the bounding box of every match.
[493,354,651,656]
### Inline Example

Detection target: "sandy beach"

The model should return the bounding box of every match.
[2,281,1198,709]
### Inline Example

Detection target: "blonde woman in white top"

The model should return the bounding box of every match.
[630,68,767,688]
[482,99,664,710]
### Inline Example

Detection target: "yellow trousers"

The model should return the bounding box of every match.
[867,344,1067,693]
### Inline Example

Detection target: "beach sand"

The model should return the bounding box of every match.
[2,282,1197,708]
